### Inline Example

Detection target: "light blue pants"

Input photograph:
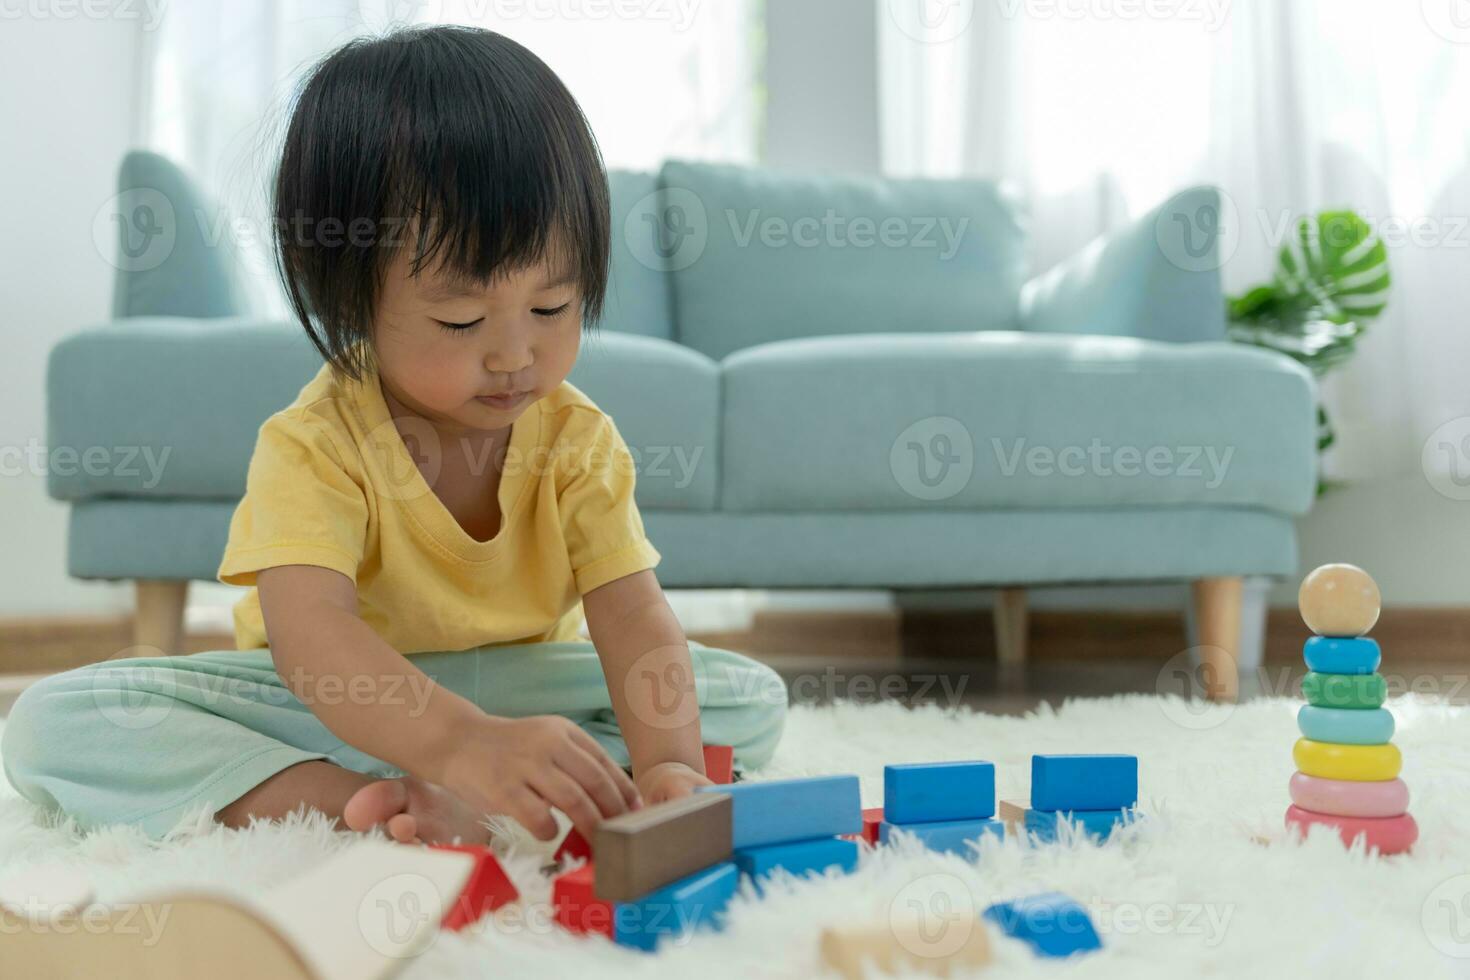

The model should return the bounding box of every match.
[0,641,787,840]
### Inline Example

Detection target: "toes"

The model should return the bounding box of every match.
[342,778,410,832]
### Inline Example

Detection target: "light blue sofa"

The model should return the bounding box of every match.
[49,153,1317,697]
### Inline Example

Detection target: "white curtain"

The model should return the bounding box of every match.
[878,0,1470,481]
[139,0,759,320]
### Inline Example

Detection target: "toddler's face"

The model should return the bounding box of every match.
[371,243,582,432]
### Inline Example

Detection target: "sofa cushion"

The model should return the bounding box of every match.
[604,170,676,340]
[566,331,719,510]
[721,332,1316,515]
[48,318,718,511]
[659,161,1027,361]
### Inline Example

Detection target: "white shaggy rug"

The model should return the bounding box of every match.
[2,694,1468,979]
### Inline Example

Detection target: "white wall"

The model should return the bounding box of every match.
[0,9,143,616]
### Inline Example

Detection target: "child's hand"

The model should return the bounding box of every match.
[636,760,714,806]
[438,715,640,841]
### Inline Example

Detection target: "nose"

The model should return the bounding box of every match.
[483,331,534,376]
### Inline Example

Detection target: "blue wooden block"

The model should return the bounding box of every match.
[613,862,738,952]
[983,892,1102,957]
[733,837,858,892]
[1303,636,1381,675]
[695,775,861,849]
[878,817,1004,856]
[884,761,995,824]
[1030,755,1137,811]
[1023,807,1134,842]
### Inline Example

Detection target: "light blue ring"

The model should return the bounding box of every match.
[1297,704,1395,745]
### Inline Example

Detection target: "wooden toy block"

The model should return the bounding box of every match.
[1298,563,1380,637]
[552,826,592,865]
[695,774,861,849]
[883,760,995,824]
[429,843,521,931]
[860,806,885,845]
[879,817,1004,856]
[703,744,735,784]
[1030,755,1138,811]
[613,862,739,952]
[0,839,479,980]
[820,916,992,978]
[594,792,732,902]
[1303,636,1381,675]
[983,892,1102,958]
[733,837,858,892]
[999,799,1028,835]
[1023,807,1135,843]
[552,864,614,938]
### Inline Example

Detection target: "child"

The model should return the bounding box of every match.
[2,25,786,845]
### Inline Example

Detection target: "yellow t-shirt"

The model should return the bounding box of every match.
[218,363,661,653]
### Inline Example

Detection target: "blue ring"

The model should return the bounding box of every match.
[1297,704,1395,745]
[1303,636,1381,675]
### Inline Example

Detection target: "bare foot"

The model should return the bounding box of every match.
[342,775,491,845]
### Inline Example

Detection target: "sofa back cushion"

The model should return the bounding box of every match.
[601,170,677,340]
[657,160,1027,361]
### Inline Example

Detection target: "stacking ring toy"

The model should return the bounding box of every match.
[1297,705,1394,745]
[1301,672,1387,709]
[1288,773,1408,818]
[1293,738,1401,781]
[1285,805,1417,855]
[1302,636,1381,675]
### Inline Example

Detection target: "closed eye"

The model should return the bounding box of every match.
[533,303,573,319]
[434,318,483,332]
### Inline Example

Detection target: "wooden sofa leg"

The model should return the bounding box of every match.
[1190,577,1242,703]
[133,580,188,656]
[994,588,1029,671]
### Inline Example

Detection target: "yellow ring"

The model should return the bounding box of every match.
[1293,738,1401,781]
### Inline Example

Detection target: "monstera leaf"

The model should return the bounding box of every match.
[1226,210,1390,479]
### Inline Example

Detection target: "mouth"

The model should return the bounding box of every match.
[475,390,532,410]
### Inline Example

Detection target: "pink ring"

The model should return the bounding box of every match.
[1285,805,1418,855]
[1289,772,1409,818]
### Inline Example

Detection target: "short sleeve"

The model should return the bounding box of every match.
[217,410,368,586]
[558,413,662,594]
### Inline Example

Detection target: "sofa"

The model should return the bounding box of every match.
[47,152,1317,699]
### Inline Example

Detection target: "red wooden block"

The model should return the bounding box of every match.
[862,807,884,845]
[703,745,735,785]
[553,863,615,938]
[429,843,519,931]
[554,827,592,864]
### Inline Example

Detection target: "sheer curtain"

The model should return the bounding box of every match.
[138,0,759,319]
[878,0,1470,481]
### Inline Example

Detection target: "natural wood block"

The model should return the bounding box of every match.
[820,917,992,978]
[593,793,733,903]
[998,799,1028,834]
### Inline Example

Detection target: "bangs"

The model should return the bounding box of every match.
[273,25,610,379]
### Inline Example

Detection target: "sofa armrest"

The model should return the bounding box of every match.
[1020,186,1226,344]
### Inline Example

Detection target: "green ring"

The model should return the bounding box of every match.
[1301,671,1387,709]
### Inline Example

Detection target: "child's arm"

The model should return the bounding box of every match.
[583,568,713,804]
[258,564,639,838]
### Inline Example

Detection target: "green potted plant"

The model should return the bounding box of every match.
[1226,210,1391,484]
